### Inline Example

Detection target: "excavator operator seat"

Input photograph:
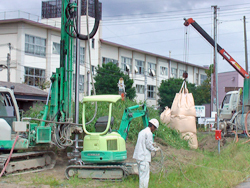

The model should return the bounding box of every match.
[95,116,114,132]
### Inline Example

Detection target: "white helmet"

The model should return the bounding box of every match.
[149,119,159,129]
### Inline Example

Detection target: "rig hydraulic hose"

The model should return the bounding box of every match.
[245,110,250,137]
[0,135,19,177]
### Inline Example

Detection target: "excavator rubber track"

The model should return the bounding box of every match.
[65,163,138,180]
[0,151,56,176]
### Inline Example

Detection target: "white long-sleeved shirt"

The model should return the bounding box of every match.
[133,127,156,162]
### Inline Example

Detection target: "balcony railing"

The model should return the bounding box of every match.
[0,10,41,22]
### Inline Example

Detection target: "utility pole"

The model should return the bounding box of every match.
[87,71,90,96]
[169,51,172,78]
[243,16,248,73]
[7,43,11,82]
[212,15,216,112]
[212,5,220,154]
[7,53,10,82]
[144,69,147,102]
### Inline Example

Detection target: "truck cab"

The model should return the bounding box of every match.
[219,90,241,121]
[0,86,20,140]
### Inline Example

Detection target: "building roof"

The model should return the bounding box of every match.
[0,18,60,32]
[0,81,47,101]
[100,39,208,70]
[0,18,208,70]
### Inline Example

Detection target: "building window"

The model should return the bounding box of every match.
[179,69,185,78]
[73,46,85,65]
[196,73,199,85]
[147,85,156,99]
[52,42,60,54]
[171,68,177,78]
[25,34,46,57]
[24,67,45,88]
[160,66,168,76]
[91,65,95,75]
[92,38,95,49]
[102,57,118,65]
[200,74,207,84]
[121,57,132,72]
[135,60,145,75]
[148,62,156,76]
[73,74,84,93]
[136,85,145,94]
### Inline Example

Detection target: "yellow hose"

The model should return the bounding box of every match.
[244,110,250,137]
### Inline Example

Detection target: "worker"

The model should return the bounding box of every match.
[133,118,160,188]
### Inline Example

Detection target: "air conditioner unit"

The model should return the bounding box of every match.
[134,66,138,73]
[126,64,130,72]
[150,69,155,77]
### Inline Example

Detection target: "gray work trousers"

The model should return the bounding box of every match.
[137,160,150,188]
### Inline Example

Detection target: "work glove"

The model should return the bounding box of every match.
[154,146,161,152]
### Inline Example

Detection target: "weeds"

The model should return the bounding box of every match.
[31,175,61,187]
[19,99,250,187]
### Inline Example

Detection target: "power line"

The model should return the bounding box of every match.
[102,2,250,18]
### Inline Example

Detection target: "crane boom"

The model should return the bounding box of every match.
[184,18,249,79]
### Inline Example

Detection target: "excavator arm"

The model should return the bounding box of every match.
[118,104,149,140]
[184,18,249,79]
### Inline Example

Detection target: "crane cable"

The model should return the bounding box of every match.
[183,26,189,64]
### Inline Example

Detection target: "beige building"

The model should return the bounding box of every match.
[100,39,207,106]
[0,16,207,107]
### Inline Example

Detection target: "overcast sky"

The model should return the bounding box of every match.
[1,0,250,73]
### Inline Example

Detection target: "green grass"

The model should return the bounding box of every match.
[79,99,190,147]
[165,141,250,188]
[22,99,250,187]
[106,138,250,188]
[31,175,62,187]
[7,135,250,188]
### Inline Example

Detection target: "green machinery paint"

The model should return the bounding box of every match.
[81,95,149,163]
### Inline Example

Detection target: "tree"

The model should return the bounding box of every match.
[205,64,214,81]
[94,62,136,100]
[195,64,213,105]
[158,78,196,112]
[158,68,213,112]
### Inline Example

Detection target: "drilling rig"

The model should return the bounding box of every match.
[0,0,100,175]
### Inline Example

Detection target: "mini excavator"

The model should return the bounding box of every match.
[65,95,150,180]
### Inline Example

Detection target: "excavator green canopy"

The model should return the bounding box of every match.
[82,95,121,103]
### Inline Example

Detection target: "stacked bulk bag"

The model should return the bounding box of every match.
[160,106,171,125]
[166,81,198,149]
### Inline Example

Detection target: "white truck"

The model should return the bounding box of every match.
[218,89,250,135]
[0,86,21,139]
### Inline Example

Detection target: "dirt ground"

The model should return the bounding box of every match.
[0,133,235,188]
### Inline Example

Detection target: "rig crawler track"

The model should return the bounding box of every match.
[0,151,56,176]
[65,163,138,180]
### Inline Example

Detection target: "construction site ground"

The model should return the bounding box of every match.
[0,133,245,188]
